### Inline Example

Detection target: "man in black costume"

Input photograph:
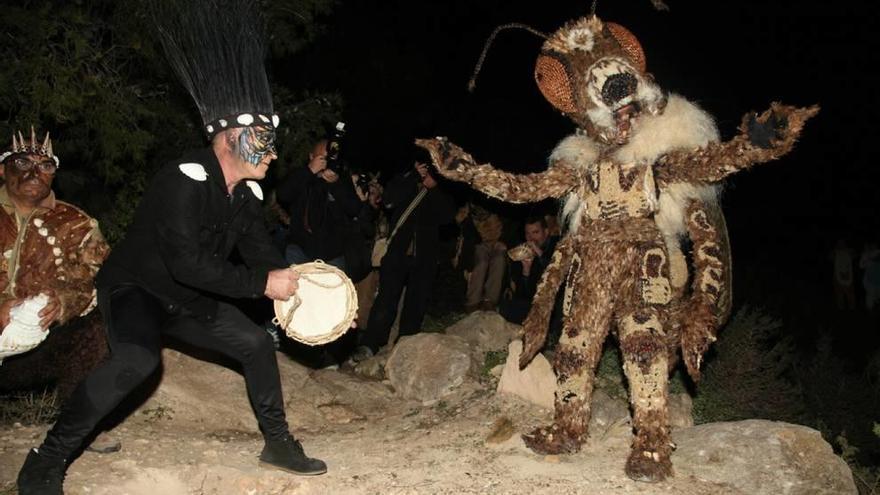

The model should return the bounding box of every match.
[355,161,455,358]
[17,2,326,493]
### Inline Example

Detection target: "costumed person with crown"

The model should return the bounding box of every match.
[16,1,326,493]
[417,9,817,482]
[0,128,109,397]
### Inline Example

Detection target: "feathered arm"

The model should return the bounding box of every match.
[415,137,579,203]
[676,199,731,381]
[519,234,576,369]
[656,103,819,185]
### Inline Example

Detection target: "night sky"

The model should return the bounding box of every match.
[277,0,879,322]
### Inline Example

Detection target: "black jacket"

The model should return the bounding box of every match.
[276,166,361,261]
[97,148,286,319]
[383,171,456,261]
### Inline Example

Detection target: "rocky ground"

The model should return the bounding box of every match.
[0,312,857,494]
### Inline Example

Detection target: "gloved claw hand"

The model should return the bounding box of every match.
[414,137,478,182]
[519,323,549,370]
[744,103,819,149]
[677,301,718,382]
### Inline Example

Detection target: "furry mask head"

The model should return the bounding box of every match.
[534,16,667,144]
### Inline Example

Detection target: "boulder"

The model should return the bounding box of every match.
[385,333,475,403]
[444,311,520,353]
[588,389,630,437]
[496,340,556,409]
[673,419,857,495]
[668,392,694,430]
[352,349,390,380]
[135,349,312,431]
[134,349,393,432]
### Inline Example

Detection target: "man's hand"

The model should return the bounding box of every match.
[38,291,62,330]
[527,241,544,258]
[421,173,438,189]
[319,168,339,183]
[415,162,430,178]
[265,268,300,301]
[0,298,23,331]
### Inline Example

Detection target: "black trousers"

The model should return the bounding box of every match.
[361,252,437,353]
[38,285,289,460]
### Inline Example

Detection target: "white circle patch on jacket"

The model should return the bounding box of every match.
[179,162,208,181]
[245,180,264,200]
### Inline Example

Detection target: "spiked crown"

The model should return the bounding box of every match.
[0,127,59,167]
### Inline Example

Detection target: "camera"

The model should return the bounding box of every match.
[355,173,371,194]
[325,121,346,173]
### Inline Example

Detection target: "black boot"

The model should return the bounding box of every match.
[259,434,327,476]
[17,448,66,495]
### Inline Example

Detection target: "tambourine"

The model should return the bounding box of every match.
[272,261,358,346]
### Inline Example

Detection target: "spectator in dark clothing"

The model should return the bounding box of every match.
[275,139,361,271]
[355,161,455,358]
[500,216,560,325]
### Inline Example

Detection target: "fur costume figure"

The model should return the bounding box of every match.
[416,14,817,482]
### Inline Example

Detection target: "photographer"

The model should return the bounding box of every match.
[275,139,361,270]
[354,160,455,359]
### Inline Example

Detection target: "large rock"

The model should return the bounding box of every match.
[673,419,857,495]
[134,349,392,432]
[136,349,312,431]
[669,392,694,430]
[384,333,475,403]
[588,389,630,436]
[497,340,556,409]
[444,311,520,353]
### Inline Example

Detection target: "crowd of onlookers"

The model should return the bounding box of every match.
[263,137,567,366]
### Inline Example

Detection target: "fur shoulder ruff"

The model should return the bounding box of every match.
[548,94,719,169]
[615,93,719,165]
[550,94,722,239]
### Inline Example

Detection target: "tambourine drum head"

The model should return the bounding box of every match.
[273,262,358,346]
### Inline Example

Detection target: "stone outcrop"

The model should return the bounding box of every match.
[384,333,475,403]
[672,419,857,495]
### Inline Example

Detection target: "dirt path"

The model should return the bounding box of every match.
[1,373,739,495]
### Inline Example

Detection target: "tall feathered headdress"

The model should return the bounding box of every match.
[152,0,279,139]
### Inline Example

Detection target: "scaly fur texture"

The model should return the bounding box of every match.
[416,13,816,483]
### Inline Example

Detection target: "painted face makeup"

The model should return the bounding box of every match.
[237,126,277,166]
[10,155,58,175]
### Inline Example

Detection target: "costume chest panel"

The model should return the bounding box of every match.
[579,160,658,221]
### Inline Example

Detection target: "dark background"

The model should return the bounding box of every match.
[278,0,879,334]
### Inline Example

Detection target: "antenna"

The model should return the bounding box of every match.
[468,23,549,93]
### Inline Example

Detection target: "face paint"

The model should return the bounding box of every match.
[237,126,277,166]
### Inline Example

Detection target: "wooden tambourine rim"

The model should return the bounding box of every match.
[272,260,358,346]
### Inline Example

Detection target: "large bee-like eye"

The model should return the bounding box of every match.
[535,54,578,114]
[605,22,646,73]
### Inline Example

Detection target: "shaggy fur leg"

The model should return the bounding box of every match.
[619,310,673,482]
[519,235,574,369]
[523,246,626,454]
